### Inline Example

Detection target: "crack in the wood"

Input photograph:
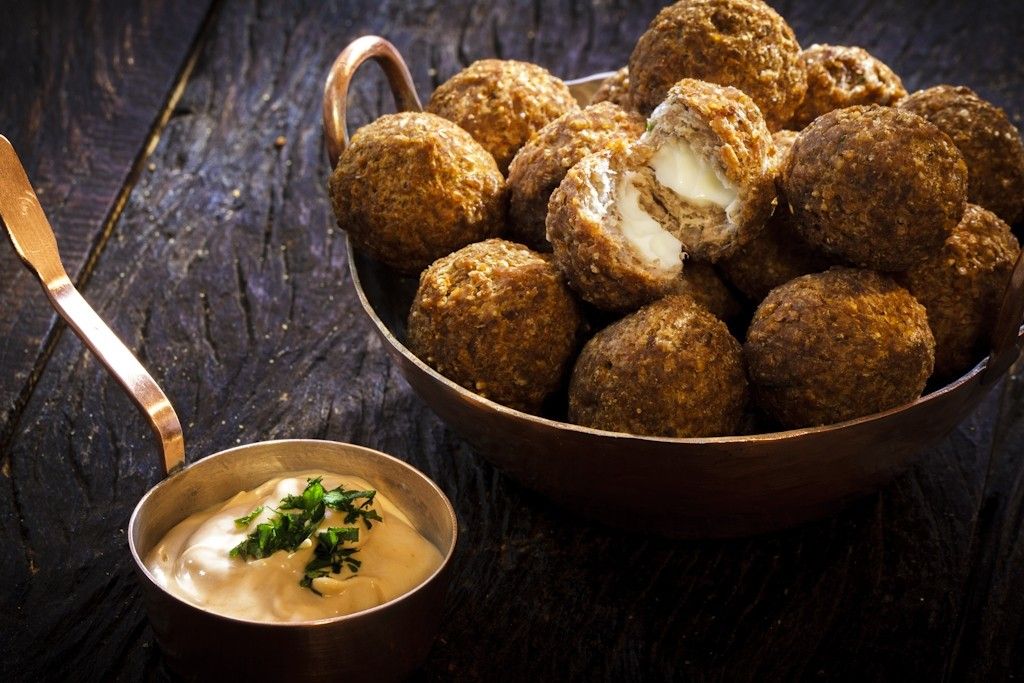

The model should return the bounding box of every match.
[199,291,222,366]
[233,258,256,346]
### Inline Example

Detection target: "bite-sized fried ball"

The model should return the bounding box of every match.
[330,112,505,273]
[628,0,806,130]
[546,79,776,311]
[745,267,935,428]
[899,85,1024,225]
[902,204,1021,379]
[507,102,646,250]
[780,105,968,271]
[720,130,832,300]
[407,239,583,412]
[569,295,748,437]
[590,67,632,108]
[426,59,579,174]
[668,261,745,322]
[789,44,906,130]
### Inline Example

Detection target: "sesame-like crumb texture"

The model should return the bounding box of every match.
[903,204,1020,379]
[789,44,906,130]
[590,67,632,109]
[781,105,967,271]
[899,85,1024,225]
[508,102,645,249]
[407,239,583,412]
[329,112,505,273]
[641,78,778,262]
[547,144,680,312]
[668,261,744,321]
[745,267,935,428]
[628,0,806,130]
[569,295,748,437]
[427,59,579,174]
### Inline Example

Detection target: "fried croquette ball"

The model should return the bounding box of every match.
[329,112,505,273]
[719,130,832,300]
[903,204,1021,379]
[590,67,632,108]
[568,295,747,437]
[546,79,776,311]
[507,102,645,250]
[668,261,745,322]
[628,0,806,130]
[407,239,583,412]
[899,85,1024,225]
[780,105,968,271]
[426,59,579,174]
[744,267,935,428]
[789,44,907,130]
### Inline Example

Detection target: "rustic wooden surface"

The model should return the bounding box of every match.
[1,0,1022,680]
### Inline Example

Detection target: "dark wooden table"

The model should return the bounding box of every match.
[2,0,1023,680]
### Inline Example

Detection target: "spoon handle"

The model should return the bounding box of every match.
[0,135,184,476]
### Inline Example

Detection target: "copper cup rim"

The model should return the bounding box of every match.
[127,437,459,629]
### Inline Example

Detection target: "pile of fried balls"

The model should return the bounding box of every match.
[329,0,1024,437]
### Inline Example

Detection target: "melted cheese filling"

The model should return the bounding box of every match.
[145,471,444,623]
[615,171,683,270]
[650,139,737,209]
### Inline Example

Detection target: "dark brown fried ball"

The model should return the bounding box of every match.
[899,85,1024,225]
[902,204,1021,379]
[590,67,632,109]
[668,261,745,322]
[780,105,968,271]
[426,59,579,174]
[329,112,505,273]
[507,102,646,250]
[569,295,748,437]
[628,0,806,130]
[719,130,832,300]
[407,239,583,412]
[789,44,906,130]
[745,267,935,428]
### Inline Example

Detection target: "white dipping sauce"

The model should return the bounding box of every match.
[145,471,444,622]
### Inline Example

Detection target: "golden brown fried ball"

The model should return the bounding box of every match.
[426,59,579,174]
[745,267,935,428]
[780,105,968,271]
[668,261,745,322]
[590,67,632,109]
[628,0,806,130]
[789,44,907,130]
[569,295,748,437]
[329,112,505,273]
[899,85,1024,225]
[902,204,1021,379]
[407,239,583,412]
[507,102,646,250]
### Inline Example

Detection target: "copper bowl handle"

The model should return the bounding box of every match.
[323,35,422,168]
[985,246,1024,384]
[0,135,184,476]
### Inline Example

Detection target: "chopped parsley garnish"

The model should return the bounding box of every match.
[229,476,382,594]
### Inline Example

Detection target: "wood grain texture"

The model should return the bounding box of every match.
[0,0,1022,680]
[0,0,212,450]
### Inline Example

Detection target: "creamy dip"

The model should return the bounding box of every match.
[145,471,444,622]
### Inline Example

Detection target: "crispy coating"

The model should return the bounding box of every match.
[546,143,680,312]
[899,85,1024,225]
[903,205,1021,379]
[780,105,968,271]
[720,130,832,300]
[667,261,745,322]
[407,239,583,412]
[569,295,748,437]
[507,103,645,250]
[426,59,578,174]
[590,67,632,109]
[789,44,906,130]
[628,0,806,130]
[329,112,505,273]
[745,267,935,428]
[639,78,777,262]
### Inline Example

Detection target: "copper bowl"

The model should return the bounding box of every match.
[323,37,1024,538]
